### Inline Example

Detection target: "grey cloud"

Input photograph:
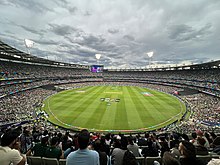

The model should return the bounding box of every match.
[65,32,108,53]
[35,39,59,46]
[49,24,80,36]
[53,0,77,14]
[68,7,78,14]
[0,0,10,6]
[0,33,23,44]
[53,0,69,6]
[0,0,219,68]
[108,29,119,34]
[84,11,92,16]
[57,47,93,58]
[123,35,135,41]
[2,20,47,37]
[81,35,106,46]
[168,23,212,42]
[5,0,54,13]
[18,25,46,36]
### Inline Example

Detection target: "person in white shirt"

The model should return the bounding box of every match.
[0,129,26,165]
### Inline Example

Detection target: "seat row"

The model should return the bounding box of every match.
[27,155,219,165]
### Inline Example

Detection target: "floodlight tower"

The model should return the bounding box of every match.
[95,54,101,64]
[24,39,34,54]
[146,51,154,68]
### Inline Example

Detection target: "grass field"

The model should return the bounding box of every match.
[43,85,186,133]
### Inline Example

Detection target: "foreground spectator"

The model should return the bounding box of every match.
[195,137,208,155]
[66,129,100,165]
[111,138,127,165]
[0,129,26,165]
[93,139,109,165]
[26,136,49,157]
[45,136,64,159]
[179,141,205,165]
[207,159,220,165]
[162,151,180,165]
[127,136,140,157]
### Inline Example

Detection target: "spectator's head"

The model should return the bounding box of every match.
[191,132,197,139]
[162,151,181,165]
[179,141,196,158]
[78,129,90,149]
[196,130,203,137]
[128,136,134,145]
[43,130,48,136]
[93,139,101,151]
[113,139,121,148]
[50,136,59,146]
[197,137,206,146]
[41,136,49,145]
[0,129,20,147]
[181,134,189,141]
[121,137,128,150]
[173,133,179,141]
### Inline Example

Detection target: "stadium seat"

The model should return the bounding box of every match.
[196,155,212,164]
[27,156,43,165]
[136,157,146,165]
[146,156,161,165]
[42,157,59,165]
[59,159,66,165]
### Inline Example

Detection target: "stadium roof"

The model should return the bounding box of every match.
[0,0,220,69]
[1,40,219,71]
[0,40,88,69]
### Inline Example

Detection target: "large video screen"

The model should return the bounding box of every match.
[90,65,104,73]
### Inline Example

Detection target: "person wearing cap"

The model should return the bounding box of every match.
[0,129,26,165]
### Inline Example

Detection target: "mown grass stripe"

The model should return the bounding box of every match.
[127,86,157,127]
[122,86,146,129]
[68,86,107,126]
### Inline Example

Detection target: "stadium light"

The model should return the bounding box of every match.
[24,39,34,48]
[147,51,154,58]
[95,54,101,64]
[146,51,154,68]
[95,54,101,60]
[24,39,35,54]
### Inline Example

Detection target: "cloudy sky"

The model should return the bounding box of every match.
[0,0,220,68]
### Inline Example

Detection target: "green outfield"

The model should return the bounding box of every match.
[42,85,186,133]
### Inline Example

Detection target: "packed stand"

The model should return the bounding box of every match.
[0,125,219,165]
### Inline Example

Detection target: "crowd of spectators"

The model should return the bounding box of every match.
[0,80,219,135]
[0,125,219,165]
[173,94,220,134]
[0,59,220,164]
[0,60,97,79]
[1,60,220,96]
[0,88,55,125]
